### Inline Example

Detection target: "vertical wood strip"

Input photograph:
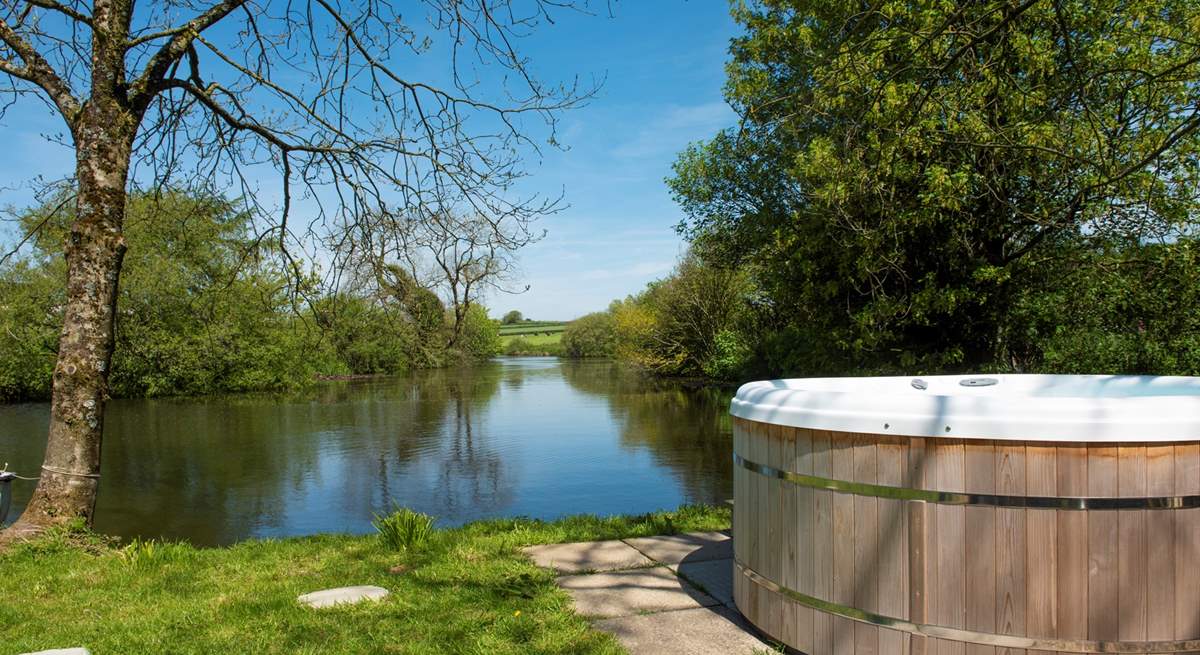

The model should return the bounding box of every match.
[879,436,910,655]
[1176,443,1200,641]
[965,440,997,655]
[780,427,801,650]
[1088,445,1119,643]
[813,429,835,654]
[832,431,856,655]
[996,442,1027,655]
[1146,443,1175,642]
[1117,445,1148,642]
[854,435,880,655]
[794,428,816,653]
[934,439,966,655]
[1026,443,1058,655]
[909,437,932,655]
[1055,443,1088,655]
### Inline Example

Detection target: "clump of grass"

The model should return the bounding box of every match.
[372,505,435,551]
[118,537,193,568]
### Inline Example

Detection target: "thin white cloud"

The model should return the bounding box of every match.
[610,101,735,159]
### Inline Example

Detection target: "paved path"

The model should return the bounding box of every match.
[523,531,775,655]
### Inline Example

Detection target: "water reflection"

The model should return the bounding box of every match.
[0,358,732,545]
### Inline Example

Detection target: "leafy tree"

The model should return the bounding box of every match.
[0,191,341,400]
[612,253,753,378]
[501,310,524,325]
[670,0,1200,373]
[453,303,501,360]
[561,312,616,358]
[0,0,588,535]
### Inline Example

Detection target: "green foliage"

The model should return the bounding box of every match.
[501,310,524,324]
[612,252,754,379]
[118,538,195,569]
[560,312,616,358]
[669,0,1200,375]
[0,191,506,401]
[455,303,502,360]
[372,505,436,552]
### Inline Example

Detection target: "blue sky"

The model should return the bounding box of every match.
[487,2,741,320]
[0,1,740,321]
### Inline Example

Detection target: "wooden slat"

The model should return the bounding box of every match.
[909,437,933,655]
[854,435,880,655]
[793,427,816,653]
[768,422,787,638]
[1146,443,1174,642]
[1055,444,1088,655]
[779,427,800,650]
[996,442,1027,655]
[1026,443,1058,655]
[1087,445,1119,643]
[934,438,966,655]
[1117,445,1147,642]
[813,429,835,654]
[879,436,911,655]
[965,440,997,655]
[1176,443,1200,641]
[832,431,856,655]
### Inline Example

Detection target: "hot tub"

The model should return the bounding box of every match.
[729,375,1200,654]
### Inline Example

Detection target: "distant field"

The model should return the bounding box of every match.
[500,332,562,347]
[497,321,567,337]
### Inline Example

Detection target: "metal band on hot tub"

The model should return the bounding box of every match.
[735,559,1200,653]
[733,452,1200,510]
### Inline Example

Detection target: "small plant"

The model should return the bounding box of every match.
[373,505,435,552]
[118,537,192,568]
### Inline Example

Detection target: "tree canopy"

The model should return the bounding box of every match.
[670,0,1200,373]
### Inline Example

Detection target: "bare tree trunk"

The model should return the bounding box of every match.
[4,107,132,539]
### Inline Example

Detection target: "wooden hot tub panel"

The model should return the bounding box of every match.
[731,416,1200,654]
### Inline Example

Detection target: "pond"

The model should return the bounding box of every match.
[0,357,734,546]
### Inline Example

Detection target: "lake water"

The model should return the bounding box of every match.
[0,358,734,545]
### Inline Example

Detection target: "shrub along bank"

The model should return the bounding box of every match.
[0,192,502,402]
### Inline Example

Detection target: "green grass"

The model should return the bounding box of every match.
[0,505,729,655]
[500,332,564,356]
[498,321,567,337]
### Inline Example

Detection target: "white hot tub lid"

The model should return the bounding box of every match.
[730,375,1200,442]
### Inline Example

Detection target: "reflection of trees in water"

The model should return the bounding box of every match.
[560,360,734,505]
[65,362,514,544]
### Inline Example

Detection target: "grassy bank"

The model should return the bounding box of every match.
[501,331,565,356]
[0,505,729,655]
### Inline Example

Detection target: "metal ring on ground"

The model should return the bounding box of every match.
[734,452,1200,510]
[736,560,1200,653]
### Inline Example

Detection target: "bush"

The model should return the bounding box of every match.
[561,312,616,358]
[373,506,436,551]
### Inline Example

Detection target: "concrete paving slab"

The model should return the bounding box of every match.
[592,606,771,654]
[673,558,735,608]
[556,566,718,618]
[522,539,653,574]
[623,531,732,565]
[297,585,389,608]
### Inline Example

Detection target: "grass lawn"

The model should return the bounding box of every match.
[500,332,563,348]
[0,505,729,655]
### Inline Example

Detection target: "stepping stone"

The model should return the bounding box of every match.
[556,566,718,618]
[673,558,735,608]
[21,650,90,655]
[592,606,770,654]
[298,585,390,608]
[623,531,732,565]
[522,539,653,574]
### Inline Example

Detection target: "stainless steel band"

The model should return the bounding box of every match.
[733,452,1200,510]
[735,560,1200,653]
